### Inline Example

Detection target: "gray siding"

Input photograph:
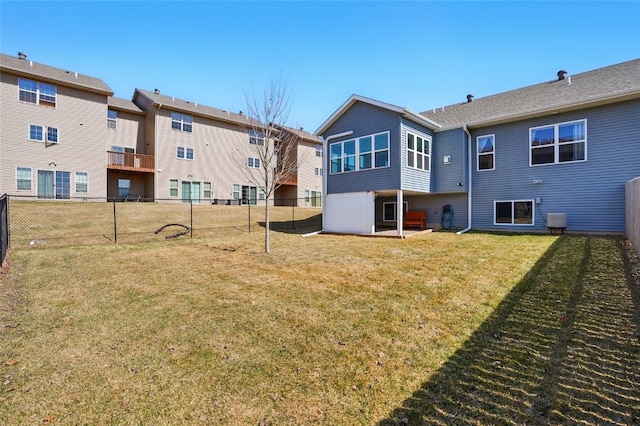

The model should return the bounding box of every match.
[431,128,467,194]
[400,120,433,192]
[324,102,401,194]
[470,99,640,233]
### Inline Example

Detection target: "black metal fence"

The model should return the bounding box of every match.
[1,194,8,267]
[5,195,322,250]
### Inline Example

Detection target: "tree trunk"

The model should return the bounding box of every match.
[264,199,270,254]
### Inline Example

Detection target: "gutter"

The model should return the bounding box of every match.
[321,130,354,233]
[457,125,472,234]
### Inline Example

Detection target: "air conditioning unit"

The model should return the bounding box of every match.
[546,213,567,233]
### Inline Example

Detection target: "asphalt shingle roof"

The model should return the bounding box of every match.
[0,52,113,95]
[108,97,144,114]
[420,58,640,130]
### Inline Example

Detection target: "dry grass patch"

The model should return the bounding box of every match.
[2,231,637,424]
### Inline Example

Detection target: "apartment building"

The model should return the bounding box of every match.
[0,52,322,206]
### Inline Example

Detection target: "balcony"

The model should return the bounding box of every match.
[276,172,297,186]
[107,151,154,173]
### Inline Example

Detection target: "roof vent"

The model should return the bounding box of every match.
[557,70,568,80]
[18,52,27,60]
[466,94,474,103]
[154,88,160,94]
[239,110,243,115]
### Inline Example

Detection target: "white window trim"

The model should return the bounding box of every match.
[74,172,88,194]
[29,124,58,144]
[330,131,390,174]
[477,134,495,171]
[529,119,587,167]
[19,78,57,107]
[16,167,32,191]
[176,146,194,160]
[107,110,117,129]
[382,201,409,222]
[406,131,432,171]
[493,200,535,226]
[171,112,193,132]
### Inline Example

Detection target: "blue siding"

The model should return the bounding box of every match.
[432,128,467,193]
[400,120,433,192]
[470,99,640,233]
[323,102,402,194]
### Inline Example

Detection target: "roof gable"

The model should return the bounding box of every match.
[420,58,640,130]
[316,94,441,135]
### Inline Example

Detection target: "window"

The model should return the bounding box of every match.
[330,131,389,174]
[383,201,408,222]
[75,172,88,193]
[530,120,586,166]
[316,145,323,157]
[177,146,194,159]
[16,167,32,190]
[232,184,240,200]
[247,157,260,168]
[258,187,265,201]
[311,191,322,207]
[315,167,323,176]
[242,185,257,205]
[494,200,533,225]
[203,182,211,199]
[249,129,265,145]
[107,110,117,129]
[29,125,58,144]
[118,179,130,199]
[171,112,193,132]
[477,134,495,171]
[304,190,310,203]
[406,132,431,171]
[170,179,178,197]
[55,171,71,199]
[19,78,56,107]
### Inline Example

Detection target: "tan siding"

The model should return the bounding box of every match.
[1,72,107,197]
[106,109,145,153]
[297,141,323,205]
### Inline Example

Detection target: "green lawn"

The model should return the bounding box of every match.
[1,227,639,425]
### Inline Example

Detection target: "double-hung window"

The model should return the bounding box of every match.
[75,172,88,193]
[107,110,117,129]
[330,132,389,174]
[177,147,194,159]
[249,129,265,145]
[530,120,586,166]
[407,132,431,171]
[477,135,495,171]
[316,145,323,157]
[16,167,32,190]
[203,182,211,199]
[29,125,58,144]
[171,112,193,132]
[169,179,179,197]
[19,78,56,107]
[247,157,260,168]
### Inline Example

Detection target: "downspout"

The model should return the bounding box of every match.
[457,125,472,234]
[321,130,354,233]
[153,103,162,202]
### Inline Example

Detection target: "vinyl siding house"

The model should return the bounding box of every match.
[0,52,320,207]
[0,52,114,199]
[317,59,640,236]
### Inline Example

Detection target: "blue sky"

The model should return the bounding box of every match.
[1,1,639,132]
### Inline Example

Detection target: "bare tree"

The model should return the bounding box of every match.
[239,77,301,253]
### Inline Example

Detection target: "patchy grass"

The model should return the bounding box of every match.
[1,230,639,425]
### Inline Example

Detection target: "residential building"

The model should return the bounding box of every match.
[317,59,640,235]
[0,52,113,199]
[0,52,319,206]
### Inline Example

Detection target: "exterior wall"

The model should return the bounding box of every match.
[297,140,323,206]
[106,108,145,154]
[149,106,268,204]
[409,193,468,230]
[400,119,434,193]
[0,72,107,198]
[324,102,402,194]
[324,191,375,234]
[431,127,467,193]
[626,177,640,255]
[470,100,640,233]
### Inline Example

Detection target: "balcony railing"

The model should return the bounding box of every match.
[107,151,154,173]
